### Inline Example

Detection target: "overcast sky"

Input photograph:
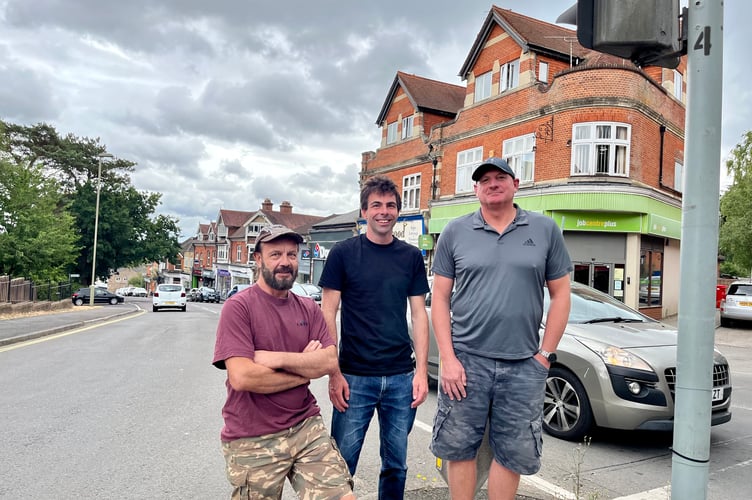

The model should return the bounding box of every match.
[1,1,746,239]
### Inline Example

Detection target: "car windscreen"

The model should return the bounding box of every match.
[544,283,652,324]
[160,285,182,292]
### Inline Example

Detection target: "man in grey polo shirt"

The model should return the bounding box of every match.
[430,156,572,500]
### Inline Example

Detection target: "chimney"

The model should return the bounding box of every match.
[261,198,273,211]
[280,201,293,214]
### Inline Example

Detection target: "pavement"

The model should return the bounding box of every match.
[0,305,738,500]
[0,301,143,347]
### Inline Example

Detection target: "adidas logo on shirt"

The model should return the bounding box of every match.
[523,238,536,246]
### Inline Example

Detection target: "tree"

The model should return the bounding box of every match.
[0,158,79,281]
[0,120,182,284]
[719,130,752,274]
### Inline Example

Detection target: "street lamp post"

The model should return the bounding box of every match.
[89,153,114,306]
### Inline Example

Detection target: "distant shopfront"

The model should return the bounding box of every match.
[428,191,682,318]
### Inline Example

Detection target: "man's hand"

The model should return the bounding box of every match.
[411,372,429,408]
[440,355,467,401]
[328,371,350,412]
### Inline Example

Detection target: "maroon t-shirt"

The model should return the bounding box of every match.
[212,284,334,441]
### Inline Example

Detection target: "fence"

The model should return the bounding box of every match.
[0,276,73,304]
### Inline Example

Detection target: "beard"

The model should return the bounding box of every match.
[260,261,298,291]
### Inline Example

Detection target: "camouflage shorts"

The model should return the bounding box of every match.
[222,415,354,500]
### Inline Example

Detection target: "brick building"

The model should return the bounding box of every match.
[361,6,687,319]
[190,199,325,296]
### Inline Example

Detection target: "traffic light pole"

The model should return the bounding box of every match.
[671,2,724,499]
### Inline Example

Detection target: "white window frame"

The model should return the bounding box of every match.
[236,245,242,262]
[386,122,398,144]
[218,244,228,261]
[402,173,421,211]
[538,61,549,83]
[674,161,684,192]
[502,134,536,183]
[401,115,414,140]
[474,71,492,102]
[456,147,484,194]
[673,70,683,100]
[500,60,519,92]
[570,122,631,176]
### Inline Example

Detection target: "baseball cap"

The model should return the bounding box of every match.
[253,225,304,252]
[471,157,515,181]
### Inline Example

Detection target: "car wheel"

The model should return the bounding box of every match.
[181,305,186,312]
[720,316,731,327]
[543,367,594,441]
[74,298,84,306]
[109,298,118,305]
[152,305,158,312]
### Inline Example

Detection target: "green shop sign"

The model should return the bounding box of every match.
[555,212,642,232]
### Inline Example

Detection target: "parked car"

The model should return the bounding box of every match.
[291,282,321,306]
[196,286,220,303]
[720,280,752,327]
[299,283,322,301]
[418,281,732,441]
[226,284,252,299]
[152,284,187,312]
[131,287,148,297]
[186,288,199,301]
[71,288,125,306]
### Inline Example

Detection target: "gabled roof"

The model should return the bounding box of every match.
[311,209,360,230]
[375,71,465,125]
[262,209,326,236]
[459,7,592,79]
[218,209,253,229]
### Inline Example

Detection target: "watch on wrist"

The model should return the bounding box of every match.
[539,349,557,363]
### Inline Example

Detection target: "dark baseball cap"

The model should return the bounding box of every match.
[471,157,515,181]
[253,225,304,252]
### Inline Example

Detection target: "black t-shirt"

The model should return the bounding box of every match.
[318,234,430,376]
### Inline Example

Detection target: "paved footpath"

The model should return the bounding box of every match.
[0,302,142,347]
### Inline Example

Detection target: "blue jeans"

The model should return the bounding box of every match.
[331,371,416,500]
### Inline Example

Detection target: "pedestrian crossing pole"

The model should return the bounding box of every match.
[671,2,724,499]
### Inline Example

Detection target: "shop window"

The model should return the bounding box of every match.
[640,250,663,307]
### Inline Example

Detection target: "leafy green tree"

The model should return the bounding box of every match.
[128,275,145,288]
[0,120,182,284]
[0,158,79,281]
[719,130,752,274]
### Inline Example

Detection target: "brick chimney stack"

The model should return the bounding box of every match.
[280,201,293,214]
[261,198,273,211]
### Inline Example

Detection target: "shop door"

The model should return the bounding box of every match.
[573,262,612,295]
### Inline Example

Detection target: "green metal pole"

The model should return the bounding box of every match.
[671,2,724,499]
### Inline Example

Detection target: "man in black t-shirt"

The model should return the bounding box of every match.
[319,175,430,500]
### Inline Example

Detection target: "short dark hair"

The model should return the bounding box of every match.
[360,175,402,212]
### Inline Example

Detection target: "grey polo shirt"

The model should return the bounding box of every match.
[432,206,572,359]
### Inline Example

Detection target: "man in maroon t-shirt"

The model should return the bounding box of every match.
[213,225,354,499]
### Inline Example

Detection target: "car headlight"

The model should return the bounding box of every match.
[577,338,655,372]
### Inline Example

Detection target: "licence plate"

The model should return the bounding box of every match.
[165,301,176,305]
[739,301,752,307]
[712,388,723,402]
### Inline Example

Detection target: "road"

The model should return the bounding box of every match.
[1,299,750,499]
